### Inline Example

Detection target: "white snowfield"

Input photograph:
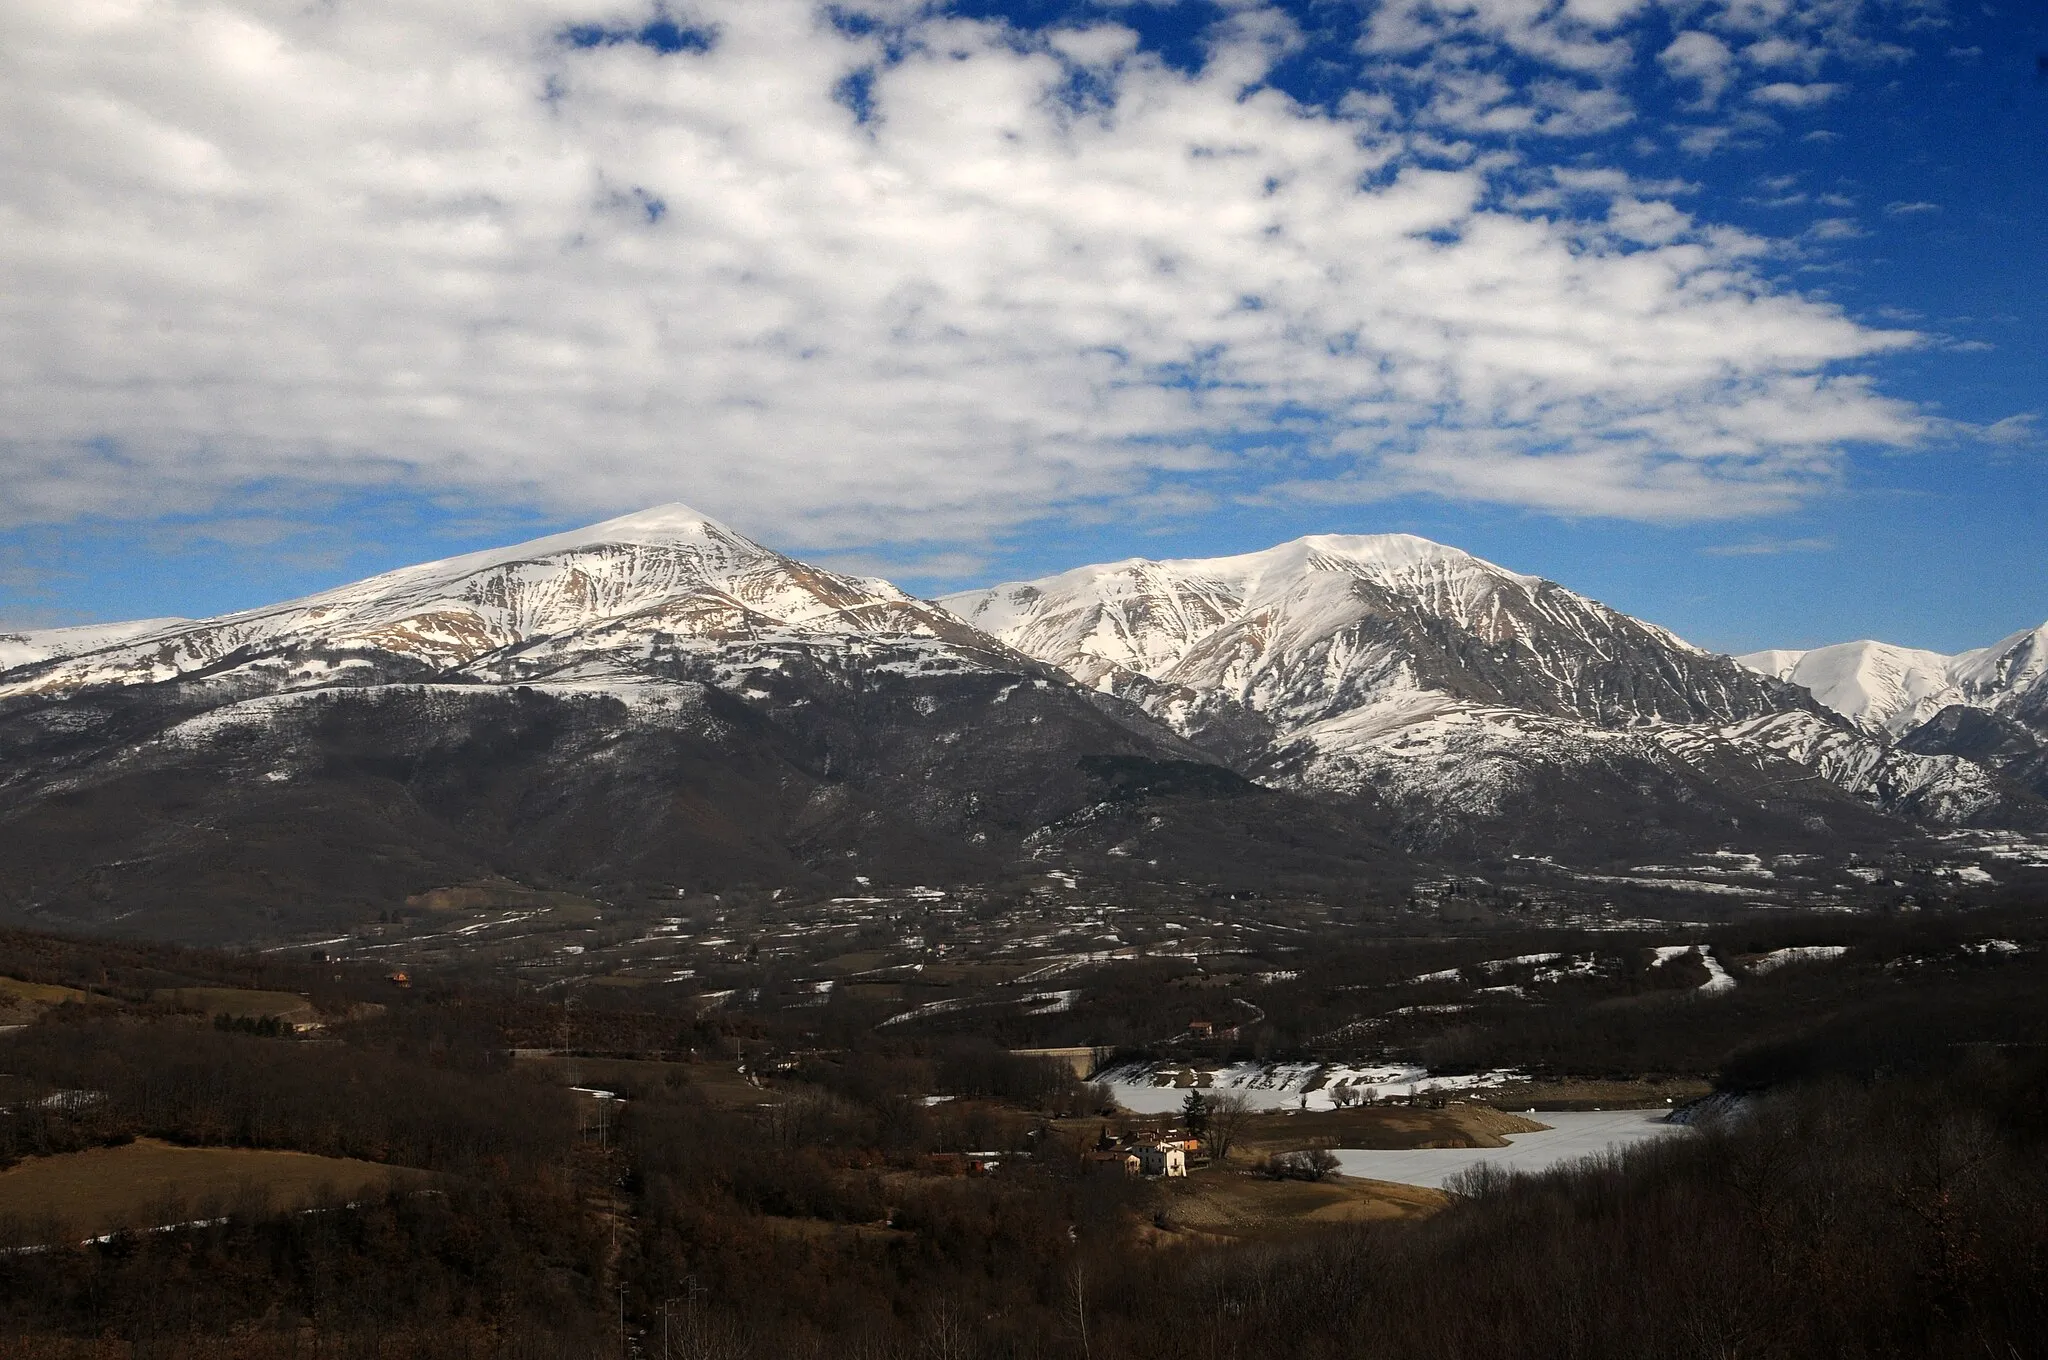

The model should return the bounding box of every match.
[1650,944,1737,994]
[0,618,189,672]
[1749,945,1849,975]
[1738,623,2048,739]
[1332,1109,1686,1189]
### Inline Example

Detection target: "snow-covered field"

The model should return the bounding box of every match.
[1750,945,1848,974]
[1331,1109,1685,1189]
[1098,1060,1514,1114]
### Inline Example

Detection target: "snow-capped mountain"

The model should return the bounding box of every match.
[943,535,2029,839]
[1,508,2037,942]
[4,505,1378,941]
[1738,623,2048,740]
[0,504,1001,701]
[941,533,1793,769]
[942,534,1793,731]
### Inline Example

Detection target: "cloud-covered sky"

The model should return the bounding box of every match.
[1,0,2042,650]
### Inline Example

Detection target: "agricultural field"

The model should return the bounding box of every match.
[1149,1170,1445,1241]
[0,1139,426,1242]
[0,977,111,1027]
[150,988,316,1023]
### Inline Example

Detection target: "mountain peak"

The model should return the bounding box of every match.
[957,532,1513,623]
[941,527,1773,740]
[1278,531,1527,581]
[535,501,733,547]
[384,502,746,585]
[1112,531,1501,584]
[0,500,953,697]
[1741,620,2048,738]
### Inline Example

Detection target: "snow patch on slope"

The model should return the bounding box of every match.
[0,619,191,672]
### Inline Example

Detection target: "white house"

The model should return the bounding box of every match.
[1136,1142,1188,1178]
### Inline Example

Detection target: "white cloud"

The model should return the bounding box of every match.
[1806,216,1867,239]
[1702,535,1833,555]
[1742,36,1824,71]
[1677,124,1737,155]
[1660,31,1737,105]
[1552,167,1699,197]
[1361,0,1638,75]
[1883,199,1941,215]
[0,0,1930,553]
[1750,79,1842,106]
[1048,25,1142,67]
[1981,414,2039,447]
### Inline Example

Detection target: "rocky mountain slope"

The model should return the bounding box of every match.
[2,508,2037,942]
[944,538,2039,843]
[1739,623,2048,802]
[0,507,1408,940]
[941,534,1794,733]
[0,504,1012,700]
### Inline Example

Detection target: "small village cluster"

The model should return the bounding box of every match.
[1087,1125,1201,1178]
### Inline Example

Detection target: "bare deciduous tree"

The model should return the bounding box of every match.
[1205,1092,1256,1162]
[1066,1257,1091,1360]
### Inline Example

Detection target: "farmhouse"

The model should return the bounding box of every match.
[1135,1141,1188,1178]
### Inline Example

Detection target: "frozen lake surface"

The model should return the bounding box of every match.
[1331,1109,1685,1189]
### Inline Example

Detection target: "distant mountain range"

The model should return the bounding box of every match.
[2,505,2042,941]
[945,538,2047,840]
[1738,630,2048,740]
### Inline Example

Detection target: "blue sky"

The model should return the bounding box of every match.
[0,0,2041,654]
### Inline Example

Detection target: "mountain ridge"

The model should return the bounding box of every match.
[0,507,1423,941]
[1738,623,2048,740]
[0,502,1011,702]
[2,508,2040,942]
[943,535,2038,842]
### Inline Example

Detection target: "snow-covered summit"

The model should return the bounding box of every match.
[1738,621,2048,739]
[0,504,975,699]
[1951,621,2048,700]
[1737,640,1967,738]
[367,502,741,585]
[942,533,1562,691]
[943,530,1795,804]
